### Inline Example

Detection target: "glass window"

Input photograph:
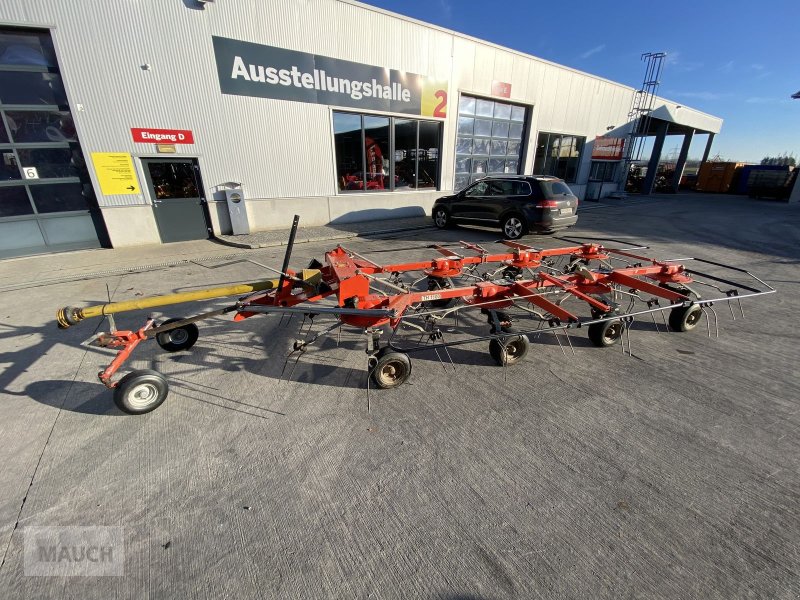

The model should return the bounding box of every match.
[333,111,442,192]
[454,174,470,191]
[493,103,511,120]
[488,158,505,173]
[452,95,528,191]
[490,140,507,156]
[465,181,488,197]
[363,116,389,191]
[0,72,68,106]
[473,119,492,137]
[147,162,199,199]
[512,181,531,196]
[533,132,586,183]
[1,151,20,180]
[456,136,472,154]
[0,26,101,256]
[30,182,89,213]
[394,118,416,189]
[475,99,494,117]
[457,117,474,136]
[16,147,80,179]
[458,96,475,115]
[492,121,509,139]
[0,30,57,67]
[455,156,471,174]
[509,121,524,139]
[0,185,32,216]
[472,138,489,155]
[417,121,440,189]
[590,161,617,182]
[334,112,362,191]
[5,110,76,143]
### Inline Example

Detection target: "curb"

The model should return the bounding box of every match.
[215,223,435,249]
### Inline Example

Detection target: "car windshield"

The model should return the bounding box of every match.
[541,180,574,197]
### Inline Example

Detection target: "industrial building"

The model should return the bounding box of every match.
[0,0,722,258]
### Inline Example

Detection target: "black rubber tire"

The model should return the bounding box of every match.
[156,318,199,352]
[488,335,529,366]
[113,369,169,414]
[433,207,455,229]
[501,214,527,240]
[669,305,703,332]
[425,277,455,309]
[371,352,412,389]
[588,319,624,347]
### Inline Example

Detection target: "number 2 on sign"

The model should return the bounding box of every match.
[433,90,447,118]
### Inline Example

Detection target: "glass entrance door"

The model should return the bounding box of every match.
[142,158,210,243]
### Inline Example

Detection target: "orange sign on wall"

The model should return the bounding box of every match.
[592,137,625,160]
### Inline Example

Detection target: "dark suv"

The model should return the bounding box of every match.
[432,175,579,239]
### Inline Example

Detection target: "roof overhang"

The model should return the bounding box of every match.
[643,104,722,136]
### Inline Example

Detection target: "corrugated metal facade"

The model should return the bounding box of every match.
[0,0,723,247]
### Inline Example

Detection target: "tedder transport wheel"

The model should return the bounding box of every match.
[425,276,455,309]
[156,318,199,352]
[669,305,703,332]
[588,319,624,347]
[489,335,529,366]
[113,369,169,414]
[371,351,412,389]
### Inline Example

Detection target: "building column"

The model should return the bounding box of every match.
[701,133,715,163]
[671,129,694,192]
[642,121,668,195]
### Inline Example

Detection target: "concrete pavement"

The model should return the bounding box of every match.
[0,193,798,599]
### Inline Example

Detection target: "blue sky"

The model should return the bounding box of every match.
[361,0,799,163]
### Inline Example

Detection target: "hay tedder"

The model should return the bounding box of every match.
[57,216,774,414]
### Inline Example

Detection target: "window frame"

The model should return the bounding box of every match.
[332,109,443,194]
[533,131,587,183]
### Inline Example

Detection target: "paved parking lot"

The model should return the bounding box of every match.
[1,194,798,599]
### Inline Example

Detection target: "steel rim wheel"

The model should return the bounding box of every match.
[166,328,189,345]
[503,217,523,239]
[156,318,199,352]
[371,352,412,389]
[113,369,169,414]
[489,335,529,365]
[669,305,703,332]
[127,382,160,410]
[603,322,623,343]
[588,319,623,347]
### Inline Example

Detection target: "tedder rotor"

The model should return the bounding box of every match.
[56,216,775,414]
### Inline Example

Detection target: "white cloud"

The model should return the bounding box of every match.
[438,0,452,20]
[579,44,606,59]
[719,61,735,73]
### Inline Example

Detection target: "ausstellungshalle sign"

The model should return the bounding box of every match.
[212,36,447,118]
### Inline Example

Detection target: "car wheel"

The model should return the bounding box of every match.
[433,207,453,229]
[501,214,526,240]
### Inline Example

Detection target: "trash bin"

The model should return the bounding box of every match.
[224,185,250,235]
